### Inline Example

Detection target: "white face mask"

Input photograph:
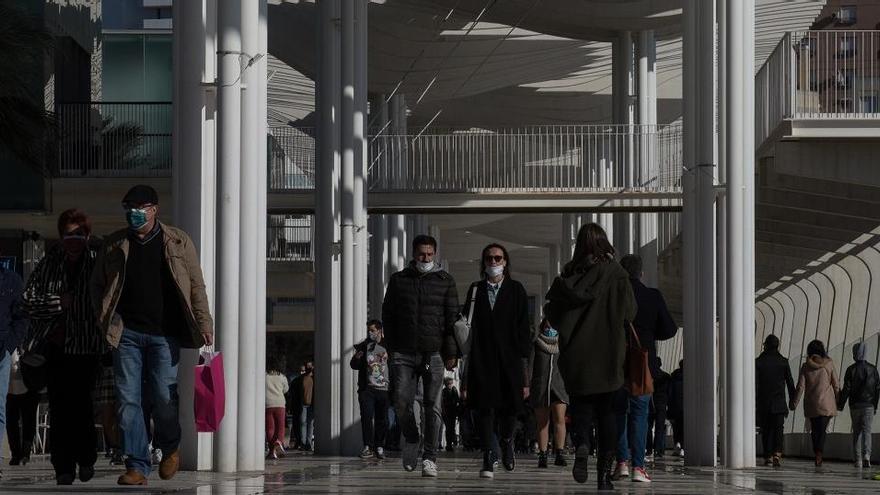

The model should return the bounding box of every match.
[416,261,435,273]
[485,265,504,278]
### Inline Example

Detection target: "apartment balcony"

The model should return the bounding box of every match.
[756,30,880,155]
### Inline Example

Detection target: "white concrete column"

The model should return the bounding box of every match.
[724,0,756,469]
[315,0,342,456]
[369,214,387,319]
[214,0,242,473]
[613,31,636,255]
[237,0,264,471]
[548,244,561,279]
[253,0,268,470]
[353,0,369,351]
[638,30,659,287]
[561,213,578,259]
[391,94,407,188]
[682,0,718,467]
[172,0,216,471]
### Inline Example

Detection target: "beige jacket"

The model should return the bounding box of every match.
[89,224,213,349]
[791,355,839,418]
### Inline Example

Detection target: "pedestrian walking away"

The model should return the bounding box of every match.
[837,341,879,468]
[613,254,677,483]
[266,354,290,459]
[461,243,531,480]
[0,247,28,481]
[90,185,214,485]
[755,334,796,467]
[5,349,39,468]
[351,319,390,460]
[20,209,104,485]
[440,378,460,452]
[382,234,459,477]
[543,223,637,491]
[790,340,839,467]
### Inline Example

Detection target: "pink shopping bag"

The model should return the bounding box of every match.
[194,350,225,432]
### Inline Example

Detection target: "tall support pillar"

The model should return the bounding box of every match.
[237,0,262,471]
[682,0,718,467]
[172,0,216,471]
[724,0,756,469]
[315,0,342,455]
[369,214,387,319]
[561,213,578,259]
[353,0,369,348]
[548,244,561,280]
[253,0,268,470]
[214,0,242,472]
[638,30,658,286]
[613,31,636,255]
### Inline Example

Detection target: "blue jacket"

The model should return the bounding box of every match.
[0,267,28,357]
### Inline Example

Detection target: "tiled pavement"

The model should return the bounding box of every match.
[1,450,879,494]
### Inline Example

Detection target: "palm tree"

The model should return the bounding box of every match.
[0,0,56,176]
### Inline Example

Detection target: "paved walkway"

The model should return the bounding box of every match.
[1,451,879,494]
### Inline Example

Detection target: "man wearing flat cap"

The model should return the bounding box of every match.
[90,185,214,485]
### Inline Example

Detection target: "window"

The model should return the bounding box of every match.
[835,69,855,90]
[859,95,879,113]
[838,36,856,58]
[838,5,857,25]
[835,98,854,112]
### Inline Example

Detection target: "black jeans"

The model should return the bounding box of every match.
[810,416,831,453]
[389,352,444,461]
[47,345,100,475]
[670,412,684,446]
[758,412,786,456]
[647,406,668,454]
[569,393,617,458]
[442,413,457,448]
[358,388,389,450]
[6,390,40,459]
[477,408,517,453]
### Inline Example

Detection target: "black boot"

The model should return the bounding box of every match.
[597,453,615,491]
[537,451,548,468]
[554,449,568,467]
[501,438,515,472]
[572,444,589,483]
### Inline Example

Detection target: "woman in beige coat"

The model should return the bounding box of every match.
[790,340,839,466]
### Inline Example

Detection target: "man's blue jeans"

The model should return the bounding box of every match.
[113,328,181,476]
[300,405,314,448]
[0,351,11,461]
[616,393,651,468]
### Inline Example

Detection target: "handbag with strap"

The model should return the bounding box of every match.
[453,284,479,355]
[625,321,654,395]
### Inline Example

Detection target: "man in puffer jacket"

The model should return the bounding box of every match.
[838,342,880,468]
[381,235,459,477]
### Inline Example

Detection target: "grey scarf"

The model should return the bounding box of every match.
[535,333,559,355]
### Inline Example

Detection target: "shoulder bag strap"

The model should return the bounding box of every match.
[628,321,643,349]
[467,284,478,324]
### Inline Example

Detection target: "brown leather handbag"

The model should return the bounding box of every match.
[625,322,654,395]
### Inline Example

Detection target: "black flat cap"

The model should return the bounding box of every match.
[122,185,159,206]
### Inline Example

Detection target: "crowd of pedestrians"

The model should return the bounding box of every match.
[2,195,880,489]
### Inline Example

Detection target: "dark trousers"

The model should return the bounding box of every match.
[477,408,517,453]
[569,393,617,458]
[442,413,457,448]
[647,406,668,454]
[810,416,831,453]
[6,390,40,459]
[758,412,786,456]
[47,346,99,475]
[670,412,684,446]
[358,388,389,450]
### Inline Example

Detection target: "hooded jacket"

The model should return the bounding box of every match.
[543,259,637,397]
[381,261,459,359]
[528,331,570,407]
[791,355,839,418]
[839,342,880,411]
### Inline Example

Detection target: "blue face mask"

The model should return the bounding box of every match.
[126,208,148,230]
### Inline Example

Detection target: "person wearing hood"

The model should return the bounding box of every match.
[529,317,570,470]
[381,235,459,477]
[755,334,796,467]
[543,223,636,491]
[838,341,880,468]
[790,340,839,466]
[460,243,531,479]
[350,319,390,460]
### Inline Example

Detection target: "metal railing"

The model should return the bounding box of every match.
[267,214,313,261]
[757,30,880,145]
[268,124,682,193]
[56,102,172,177]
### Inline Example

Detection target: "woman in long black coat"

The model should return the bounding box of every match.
[463,243,531,480]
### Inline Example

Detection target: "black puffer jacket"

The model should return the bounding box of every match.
[381,263,459,359]
[839,342,880,411]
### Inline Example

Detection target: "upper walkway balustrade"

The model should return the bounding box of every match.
[269,124,683,195]
[756,30,880,149]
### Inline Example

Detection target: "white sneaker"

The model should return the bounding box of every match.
[150,448,163,465]
[422,459,438,477]
[632,467,652,482]
[375,447,385,460]
[612,461,630,480]
[359,446,373,459]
